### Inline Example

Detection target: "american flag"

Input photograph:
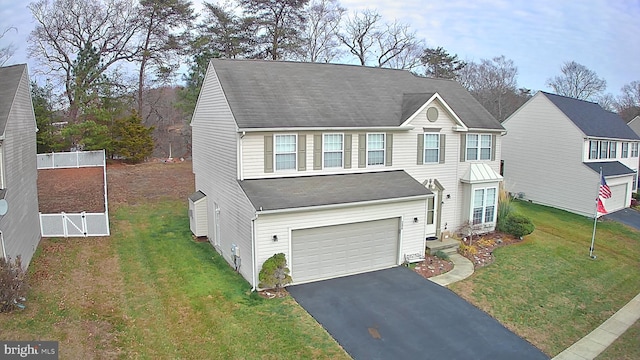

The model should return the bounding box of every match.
[599,173,611,199]
[597,197,608,214]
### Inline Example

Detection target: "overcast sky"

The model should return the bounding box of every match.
[1,0,639,96]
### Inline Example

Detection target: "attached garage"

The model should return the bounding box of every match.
[605,183,628,213]
[291,218,399,284]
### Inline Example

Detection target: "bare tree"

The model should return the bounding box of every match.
[617,80,640,121]
[546,61,607,101]
[28,0,141,121]
[374,20,423,70]
[135,0,195,116]
[337,9,381,65]
[239,0,309,60]
[459,56,527,122]
[298,0,345,62]
[0,27,17,66]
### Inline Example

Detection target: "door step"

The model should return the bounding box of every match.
[426,237,460,255]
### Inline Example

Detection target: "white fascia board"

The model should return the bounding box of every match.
[238,126,415,132]
[255,194,431,215]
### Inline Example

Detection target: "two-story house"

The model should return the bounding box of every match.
[502,91,640,217]
[0,64,41,266]
[191,59,504,286]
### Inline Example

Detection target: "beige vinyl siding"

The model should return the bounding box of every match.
[502,93,598,216]
[254,198,427,283]
[0,67,41,266]
[192,64,257,284]
[240,99,503,233]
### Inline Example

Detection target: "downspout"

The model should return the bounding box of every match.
[0,230,5,260]
[251,212,258,291]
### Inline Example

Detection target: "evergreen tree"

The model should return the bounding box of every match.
[112,112,155,163]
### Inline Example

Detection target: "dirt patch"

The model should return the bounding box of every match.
[37,160,195,213]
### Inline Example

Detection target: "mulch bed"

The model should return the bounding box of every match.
[413,231,523,280]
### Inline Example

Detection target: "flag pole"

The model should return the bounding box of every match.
[589,168,602,259]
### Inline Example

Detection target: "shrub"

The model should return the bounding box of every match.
[258,253,292,293]
[0,256,28,313]
[501,213,535,238]
[458,243,477,257]
[496,186,513,233]
[434,250,449,261]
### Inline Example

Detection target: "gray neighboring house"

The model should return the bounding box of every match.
[628,116,640,169]
[191,59,504,287]
[502,91,639,217]
[0,64,41,266]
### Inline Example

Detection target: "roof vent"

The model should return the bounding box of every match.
[427,107,439,122]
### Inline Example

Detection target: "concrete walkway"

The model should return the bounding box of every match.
[552,293,640,360]
[428,253,474,286]
[429,252,640,360]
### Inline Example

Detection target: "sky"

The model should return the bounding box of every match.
[1,0,639,96]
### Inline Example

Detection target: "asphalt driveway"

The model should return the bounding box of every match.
[288,267,548,360]
[604,208,640,231]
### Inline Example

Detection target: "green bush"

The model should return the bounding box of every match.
[501,213,535,238]
[0,256,28,313]
[434,250,450,261]
[258,253,292,292]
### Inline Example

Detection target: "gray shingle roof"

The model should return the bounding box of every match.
[584,161,635,177]
[542,92,640,140]
[239,170,432,211]
[188,190,206,202]
[211,59,503,130]
[0,64,27,135]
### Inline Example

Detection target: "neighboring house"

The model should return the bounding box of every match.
[628,116,640,170]
[0,64,41,266]
[502,91,640,217]
[191,59,504,286]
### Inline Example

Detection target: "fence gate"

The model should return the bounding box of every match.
[38,150,110,237]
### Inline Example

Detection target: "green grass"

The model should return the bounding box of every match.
[0,201,348,359]
[596,318,640,360]
[450,200,640,356]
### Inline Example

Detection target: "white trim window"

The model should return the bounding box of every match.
[632,143,639,157]
[466,134,492,161]
[323,133,344,168]
[274,134,297,171]
[424,133,440,163]
[609,141,617,158]
[622,142,629,158]
[367,133,385,166]
[589,140,599,159]
[472,187,497,225]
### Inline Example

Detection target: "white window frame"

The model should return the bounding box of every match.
[323,133,344,169]
[609,141,617,158]
[466,134,492,161]
[366,133,385,166]
[589,140,599,159]
[274,134,297,171]
[471,187,497,225]
[423,133,440,164]
[632,143,639,157]
[622,142,629,158]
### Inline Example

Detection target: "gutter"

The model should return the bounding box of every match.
[255,194,431,216]
[250,213,258,291]
[237,126,415,133]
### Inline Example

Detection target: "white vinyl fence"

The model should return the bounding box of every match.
[37,151,110,237]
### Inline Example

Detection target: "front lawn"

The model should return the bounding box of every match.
[0,201,349,359]
[450,201,640,356]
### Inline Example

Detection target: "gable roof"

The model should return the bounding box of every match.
[210,59,503,131]
[584,161,635,177]
[239,170,431,212]
[0,64,27,135]
[627,116,640,137]
[542,92,640,141]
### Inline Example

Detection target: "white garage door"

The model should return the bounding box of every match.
[291,218,399,284]
[606,183,628,213]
